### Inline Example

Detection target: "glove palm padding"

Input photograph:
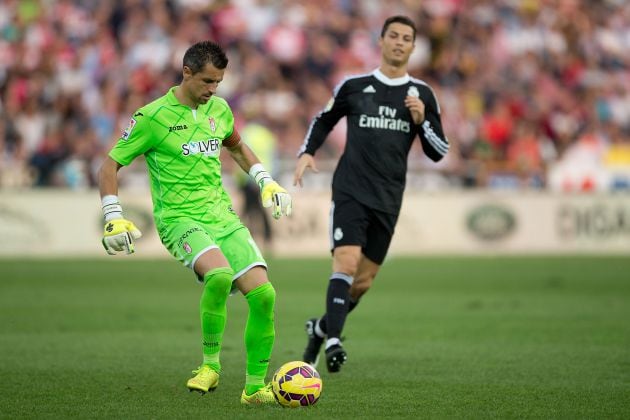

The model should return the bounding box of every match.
[260,181,292,219]
[102,219,142,255]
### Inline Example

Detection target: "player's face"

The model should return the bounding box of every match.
[379,22,415,67]
[182,63,225,105]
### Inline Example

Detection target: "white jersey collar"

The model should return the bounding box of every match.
[373,69,410,86]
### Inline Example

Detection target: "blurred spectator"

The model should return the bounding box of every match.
[602,124,630,191]
[548,126,610,193]
[0,0,629,191]
[505,119,555,189]
[480,99,514,160]
[29,123,66,187]
[0,97,30,187]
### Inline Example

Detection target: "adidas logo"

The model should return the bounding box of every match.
[363,85,376,93]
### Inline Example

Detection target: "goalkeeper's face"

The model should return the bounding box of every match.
[182,63,225,105]
[379,22,415,67]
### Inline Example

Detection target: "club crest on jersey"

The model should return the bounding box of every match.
[121,118,137,141]
[407,86,420,98]
[183,242,192,254]
[208,117,216,132]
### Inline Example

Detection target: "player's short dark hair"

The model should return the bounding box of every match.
[381,15,417,40]
[183,41,228,74]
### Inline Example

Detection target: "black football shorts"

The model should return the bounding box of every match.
[329,190,399,265]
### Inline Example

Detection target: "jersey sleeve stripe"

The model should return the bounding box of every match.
[422,120,449,155]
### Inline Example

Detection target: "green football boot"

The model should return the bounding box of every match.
[240,383,276,405]
[187,365,219,394]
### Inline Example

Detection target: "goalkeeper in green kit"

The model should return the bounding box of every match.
[97,41,292,405]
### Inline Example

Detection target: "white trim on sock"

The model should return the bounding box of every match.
[314,320,326,338]
[326,338,341,349]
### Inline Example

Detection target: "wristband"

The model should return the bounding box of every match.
[249,163,273,189]
[102,194,123,222]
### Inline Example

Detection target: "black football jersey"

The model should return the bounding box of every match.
[299,69,449,214]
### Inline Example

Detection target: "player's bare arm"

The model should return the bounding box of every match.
[98,157,122,197]
[293,153,319,187]
[404,95,425,124]
[97,156,142,255]
[225,140,259,173]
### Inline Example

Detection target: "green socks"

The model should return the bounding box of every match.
[244,282,276,395]
[200,268,233,373]
[198,272,275,395]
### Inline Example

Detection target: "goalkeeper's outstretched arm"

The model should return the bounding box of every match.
[97,157,142,255]
[226,140,292,220]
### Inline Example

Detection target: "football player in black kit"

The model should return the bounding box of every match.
[293,15,449,373]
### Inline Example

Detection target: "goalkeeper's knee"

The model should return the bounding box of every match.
[245,282,276,315]
[202,268,234,302]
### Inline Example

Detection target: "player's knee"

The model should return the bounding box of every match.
[245,282,276,314]
[333,247,361,276]
[203,267,234,298]
[333,258,360,277]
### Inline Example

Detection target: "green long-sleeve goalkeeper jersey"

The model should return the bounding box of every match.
[109,87,241,234]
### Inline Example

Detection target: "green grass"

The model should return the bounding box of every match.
[1,256,629,419]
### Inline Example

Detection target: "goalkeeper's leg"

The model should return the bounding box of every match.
[217,227,275,404]
[244,283,276,399]
[187,267,233,393]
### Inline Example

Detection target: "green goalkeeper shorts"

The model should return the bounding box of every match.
[160,221,266,284]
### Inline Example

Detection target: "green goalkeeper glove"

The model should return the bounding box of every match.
[250,164,293,219]
[101,196,143,255]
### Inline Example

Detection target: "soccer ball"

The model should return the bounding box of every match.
[271,361,322,407]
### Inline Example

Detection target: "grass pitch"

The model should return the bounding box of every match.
[1,256,629,419]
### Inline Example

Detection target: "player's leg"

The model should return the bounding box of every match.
[303,316,326,367]
[328,209,395,370]
[349,254,381,303]
[191,250,233,392]
[319,205,395,372]
[303,195,368,371]
[326,194,371,371]
[316,253,380,334]
[221,227,276,404]
[342,207,396,319]
[323,245,362,372]
[160,222,231,393]
[235,266,276,404]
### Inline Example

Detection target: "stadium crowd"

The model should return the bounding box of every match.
[1,0,629,191]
